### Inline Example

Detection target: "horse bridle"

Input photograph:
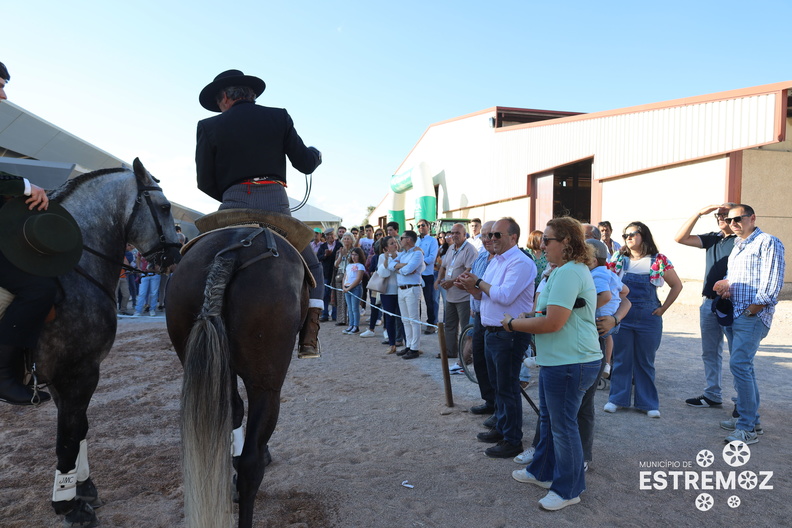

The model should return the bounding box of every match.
[122,181,183,263]
[76,178,181,303]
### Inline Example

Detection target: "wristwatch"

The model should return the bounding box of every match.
[743,308,756,317]
[475,278,483,288]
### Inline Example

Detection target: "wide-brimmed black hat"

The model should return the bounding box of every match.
[199,69,266,112]
[0,197,83,277]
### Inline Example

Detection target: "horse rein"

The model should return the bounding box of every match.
[76,179,181,304]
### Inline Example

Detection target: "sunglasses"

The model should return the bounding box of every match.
[542,237,559,244]
[724,214,750,224]
[486,232,507,239]
[622,231,641,239]
[417,223,428,228]
[713,213,727,220]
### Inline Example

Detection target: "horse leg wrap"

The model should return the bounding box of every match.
[52,467,78,502]
[308,299,324,310]
[231,426,245,457]
[76,440,90,481]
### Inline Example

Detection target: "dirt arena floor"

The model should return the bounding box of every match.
[1,299,790,527]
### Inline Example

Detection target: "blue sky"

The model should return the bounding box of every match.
[4,1,788,225]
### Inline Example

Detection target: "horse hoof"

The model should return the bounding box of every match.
[63,499,98,528]
[76,477,103,509]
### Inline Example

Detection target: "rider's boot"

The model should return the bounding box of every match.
[0,344,50,405]
[298,307,322,359]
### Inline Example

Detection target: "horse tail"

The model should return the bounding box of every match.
[181,256,236,528]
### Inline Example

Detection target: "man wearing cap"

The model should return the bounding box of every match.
[0,61,60,405]
[196,69,324,358]
[675,204,737,409]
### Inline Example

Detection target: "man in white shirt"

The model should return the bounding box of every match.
[388,230,426,359]
[469,218,483,251]
[457,217,536,458]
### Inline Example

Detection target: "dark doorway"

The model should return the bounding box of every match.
[531,158,592,230]
[552,159,592,222]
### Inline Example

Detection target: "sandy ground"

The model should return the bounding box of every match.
[1,299,791,528]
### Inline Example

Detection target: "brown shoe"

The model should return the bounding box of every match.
[298,307,322,359]
[386,346,397,354]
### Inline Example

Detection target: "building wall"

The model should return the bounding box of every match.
[600,157,730,292]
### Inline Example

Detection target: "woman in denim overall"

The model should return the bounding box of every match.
[605,222,683,417]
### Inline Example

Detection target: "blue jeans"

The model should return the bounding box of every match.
[484,329,531,445]
[724,314,769,431]
[610,301,662,411]
[421,274,437,325]
[527,360,601,500]
[700,298,726,402]
[345,285,362,327]
[322,278,337,320]
[135,274,161,314]
[381,294,400,346]
[472,313,495,406]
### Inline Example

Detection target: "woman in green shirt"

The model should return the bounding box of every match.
[501,217,601,511]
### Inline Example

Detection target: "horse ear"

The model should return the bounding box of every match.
[132,157,160,184]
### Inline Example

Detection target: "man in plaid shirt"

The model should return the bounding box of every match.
[713,204,785,445]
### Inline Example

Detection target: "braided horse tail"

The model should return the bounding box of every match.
[180,256,236,528]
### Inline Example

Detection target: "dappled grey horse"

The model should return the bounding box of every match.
[24,159,181,527]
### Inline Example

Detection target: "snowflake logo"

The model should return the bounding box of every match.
[727,495,741,508]
[695,493,714,511]
[738,471,758,490]
[723,441,751,467]
[696,449,715,468]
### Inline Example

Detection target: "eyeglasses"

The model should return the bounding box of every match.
[725,214,750,224]
[622,231,641,239]
[713,213,727,220]
[542,237,559,244]
[486,232,507,239]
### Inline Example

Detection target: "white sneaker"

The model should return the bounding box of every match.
[513,446,535,464]
[647,410,661,418]
[149,311,157,317]
[383,330,389,340]
[511,469,552,488]
[603,402,618,413]
[360,329,376,338]
[539,490,580,511]
[133,312,143,317]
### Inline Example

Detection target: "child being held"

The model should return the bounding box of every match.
[586,239,629,378]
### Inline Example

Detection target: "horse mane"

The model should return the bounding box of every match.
[49,167,129,203]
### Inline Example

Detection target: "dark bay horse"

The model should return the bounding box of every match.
[166,226,308,528]
[30,159,182,527]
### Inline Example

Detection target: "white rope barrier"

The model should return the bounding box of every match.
[325,283,438,329]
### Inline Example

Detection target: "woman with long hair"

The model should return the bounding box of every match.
[604,221,682,418]
[342,247,366,334]
[333,233,356,327]
[376,236,403,354]
[501,217,601,511]
[525,230,548,290]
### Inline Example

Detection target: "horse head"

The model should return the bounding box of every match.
[128,158,182,269]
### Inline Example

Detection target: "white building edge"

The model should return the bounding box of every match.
[369,81,792,298]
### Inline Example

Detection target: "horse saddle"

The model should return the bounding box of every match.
[183,209,316,288]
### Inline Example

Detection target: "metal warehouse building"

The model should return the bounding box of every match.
[369,81,792,296]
